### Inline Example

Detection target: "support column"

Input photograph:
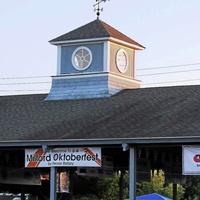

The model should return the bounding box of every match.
[50,167,57,200]
[129,147,136,200]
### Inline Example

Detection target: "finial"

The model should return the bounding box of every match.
[93,0,110,19]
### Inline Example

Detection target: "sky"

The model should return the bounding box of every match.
[0,0,200,95]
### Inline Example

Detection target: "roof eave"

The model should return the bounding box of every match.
[49,37,145,51]
[110,37,145,50]
[1,136,200,148]
[49,37,110,45]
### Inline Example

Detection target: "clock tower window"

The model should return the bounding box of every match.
[116,49,128,73]
[72,46,92,71]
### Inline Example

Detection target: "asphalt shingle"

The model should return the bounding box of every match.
[0,85,200,142]
[49,19,145,49]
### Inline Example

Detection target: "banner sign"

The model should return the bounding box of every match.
[182,145,200,175]
[25,147,101,168]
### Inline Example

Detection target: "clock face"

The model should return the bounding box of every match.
[116,49,128,73]
[72,46,92,70]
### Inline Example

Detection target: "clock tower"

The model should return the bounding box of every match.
[45,19,145,100]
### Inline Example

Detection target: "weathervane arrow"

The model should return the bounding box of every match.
[93,0,110,19]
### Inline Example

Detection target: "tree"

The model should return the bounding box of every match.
[73,170,185,199]
[136,170,184,199]
[97,172,129,200]
[73,172,129,200]
[181,175,200,200]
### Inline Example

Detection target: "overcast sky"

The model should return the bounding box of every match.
[1,0,200,95]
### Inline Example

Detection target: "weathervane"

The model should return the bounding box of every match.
[93,0,110,19]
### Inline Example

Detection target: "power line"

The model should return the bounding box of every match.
[143,78,200,86]
[0,81,51,86]
[0,62,199,81]
[0,61,199,93]
[0,75,50,80]
[138,68,200,77]
[137,62,200,71]
[0,89,49,92]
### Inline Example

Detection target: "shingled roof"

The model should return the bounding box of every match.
[0,85,200,145]
[49,19,145,50]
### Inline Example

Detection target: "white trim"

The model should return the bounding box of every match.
[50,37,110,45]
[103,41,109,72]
[55,41,104,47]
[110,41,134,51]
[52,72,109,80]
[50,37,145,50]
[57,46,61,75]
[110,37,144,50]
[51,71,141,84]
[116,49,129,73]
[107,42,111,72]
[133,50,136,78]
[71,46,92,71]
[109,72,141,84]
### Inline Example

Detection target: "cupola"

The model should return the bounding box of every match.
[45,19,145,100]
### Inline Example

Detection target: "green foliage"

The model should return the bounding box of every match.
[73,170,185,200]
[73,194,99,200]
[73,172,129,200]
[97,172,129,200]
[136,170,184,200]
[73,175,100,197]
[181,176,200,200]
